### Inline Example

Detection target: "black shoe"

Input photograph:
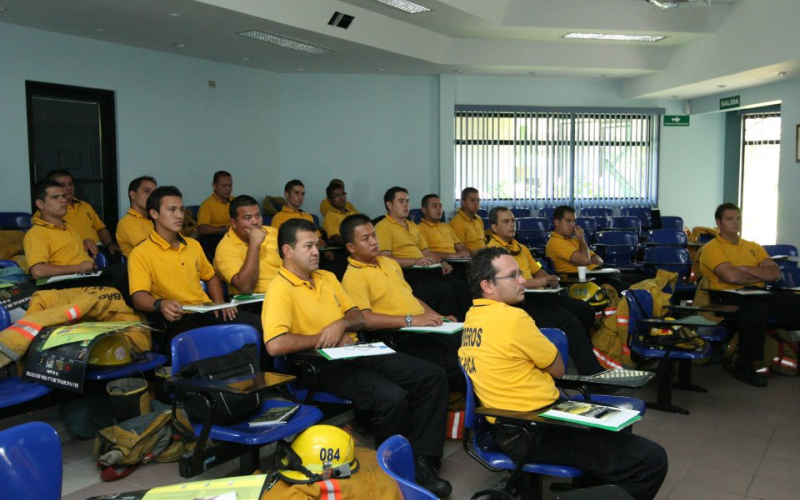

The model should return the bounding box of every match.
[728,363,768,387]
[414,456,452,498]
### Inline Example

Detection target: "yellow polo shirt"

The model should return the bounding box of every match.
[116,209,153,257]
[449,209,486,251]
[487,234,542,280]
[320,199,358,216]
[342,256,424,316]
[699,234,771,291]
[545,231,598,274]
[23,217,93,268]
[459,299,559,416]
[270,207,323,238]
[419,219,461,254]
[36,198,106,243]
[214,226,281,295]
[375,216,427,259]
[262,266,358,344]
[323,207,358,239]
[197,192,232,227]
[128,230,213,305]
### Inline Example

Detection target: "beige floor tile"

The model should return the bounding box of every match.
[747,476,800,500]
[680,464,753,495]
[667,480,745,500]
[755,457,800,484]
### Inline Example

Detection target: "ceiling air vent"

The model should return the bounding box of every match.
[328,12,354,29]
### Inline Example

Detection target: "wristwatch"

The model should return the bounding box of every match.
[153,299,163,313]
[405,314,413,327]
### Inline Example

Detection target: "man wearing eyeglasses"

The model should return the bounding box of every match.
[487,207,604,375]
[262,218,452,498]
[459,247,667,500]
[322,182,359,247]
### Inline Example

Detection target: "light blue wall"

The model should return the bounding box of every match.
[0,23,281,218]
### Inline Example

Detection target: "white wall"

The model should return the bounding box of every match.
[0,23,281,219]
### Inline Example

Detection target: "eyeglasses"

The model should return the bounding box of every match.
[343,342,376,351]
[493,271,522,282]
[331,192,347,198]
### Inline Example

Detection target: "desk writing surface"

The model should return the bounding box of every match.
[475,405,588,431]
[640,315,721,327]
[558,369,655,389]
[673,304,739,314]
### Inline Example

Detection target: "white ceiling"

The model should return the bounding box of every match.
[0,0,794,100]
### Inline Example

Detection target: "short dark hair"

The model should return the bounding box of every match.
[326,183,345,199]
[284,179,304,194]
[340,214,372,246]
[553,205,576,221]
[213,171,232,184]
[488,206,510,226]
[461,187,478,201]
[421,194,440,208]
[383,186,408,211]
[146,186,183,216]
[46,169,73,182]
[715,202,740,222]
[128,176,157,200]
[329,179,344,188]
[33,180,63,203]
[229,195,259,219]
[278,218,317,259]
[468,247,509,299]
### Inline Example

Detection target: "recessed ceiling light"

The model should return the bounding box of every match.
[777,71,788,77]
[717,84,726,88]
[167,12,182,17]
[94,28,106,33]
[377,68,386,72]
[0,7,7,12]
[372,0,430,14]
[173,43,186,48]
[237,30,330,54]
[600,74,608,78]
[454,70,463,74]
[296,68,305,72]
[241,57,250,61]
[564,33,665,42]
[670,95,678,99]
[529,72,537,76]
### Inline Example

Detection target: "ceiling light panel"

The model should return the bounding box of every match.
[236,30,330,54]
[564,33,665,42]
[373,0,430,14]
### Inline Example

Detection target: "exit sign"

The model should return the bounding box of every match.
[720,95,741,110]
[663,115,690,127]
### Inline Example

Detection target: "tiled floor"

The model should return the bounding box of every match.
[2,362,799,500]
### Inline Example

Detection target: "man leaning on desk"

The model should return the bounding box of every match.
[699,202,800,387]
[459,247,667,500]
[261,218,453,498]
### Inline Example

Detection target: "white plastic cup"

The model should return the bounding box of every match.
[577,266,587,282]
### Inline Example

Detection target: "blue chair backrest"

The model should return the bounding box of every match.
[596,230,637,246]
[0,259,20,269]
[476,209,489,218]
[94,252,108,270]
[0,421,62,500]
[620,207,652,228]
[186,205,200,219]
[580,207,613,218]
[575,217,597,243]
[647,229,687,246]
[510,208,532,218]
[482,218,491,230]
[538,207,555,220]
[607,216,641,235]
[779,267,800,288]
[408,208,424,224]
[540,328,568,366]
[311,214,320,227]
[660,216,684,231]
[536,257,555,276]
[623,290,653,336]
[516,217,549,232]
[0,212,32,231]
[763,244,799,258]
[0,304,10,330]
[697,233,715,244]
[643,247,691,281]
[377,436,438,500]
[586,215,611,230]
[171,324,261,373]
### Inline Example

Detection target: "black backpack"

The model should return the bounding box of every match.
[177,343,266,425]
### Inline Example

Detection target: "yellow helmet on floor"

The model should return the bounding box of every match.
[567,282,610,307]
[275,425,359,484]
[88,334,142,368]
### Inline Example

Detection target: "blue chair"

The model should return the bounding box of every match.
[696,233,715,244]
[0,421,62,500]
[585,215,611,230]
[482,217,491,230]
[0,259,20,269]
[186,205,200,219]
[0,305,55,409]
[580,207,613,218]
[310,214,320,227]
[575,217,598,245]
[94,251,108,269]
[510,208,532,219]
[0,303,9,330]
[273,355,353,405]
[171,324,323,476]
[607,216,642,237]
[660,216,684,231]
[408,208,424,224]
[536,258,555,276]
[620,207,652,229]
[595,231,640,269]
[624,290,710,415]
[84,351,167,381]
[0,212,32,231]
[476,209,489,219]
[538,206,555,221]
[776,267,800,288]
[377,435,438,500]
[763,244,799,269]
[516,217,550,253]
[646,229,687,247]
[642,247,695,295]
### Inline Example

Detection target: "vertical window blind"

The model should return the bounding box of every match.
[740,111,781,244]
[454,107,661,210]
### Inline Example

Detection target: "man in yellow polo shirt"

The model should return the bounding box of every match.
[487,207,603,375]
[319,179,358,216]
[448,187,486,255]
[129,185,261,351]
[340,214,463,392]
[261,218,451,498]
[116,176,157,257]
[700,203,798,387]
[271,180,316,230]
[418,194,470,260]
[197,171,234,236]
[322,182,358,246]
[24,180,96,279]
[459,248,667,500]
[44,169,120,256]
[214,195,281,296]
[376,186,471,320]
